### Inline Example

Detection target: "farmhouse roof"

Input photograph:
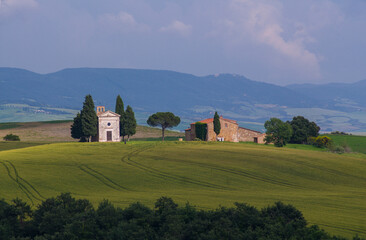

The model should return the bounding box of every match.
[238,126,262,134]
[191,117,237,125]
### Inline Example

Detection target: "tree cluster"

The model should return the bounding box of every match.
[330,131,351,135]
[264,118,293,147]
[288,116,320,144]
[71,95,136,142]
[1,193,361,240]
[264,116,320,147]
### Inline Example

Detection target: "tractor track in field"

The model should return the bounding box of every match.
[284,157,366,182]
[157,157,306,190]
[78,165,129,191]
[121,144,231,191]
[0,161,45,205]
[317,222,366,236]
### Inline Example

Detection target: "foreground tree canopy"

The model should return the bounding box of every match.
[0,193,360,240]
[147,112,180,141]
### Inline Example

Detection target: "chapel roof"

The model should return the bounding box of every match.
[97,110,120,117]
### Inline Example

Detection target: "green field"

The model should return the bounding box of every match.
[0,142,365,238]
[325,134,366,154]
[0,142,50,152]
[0,122,22,130]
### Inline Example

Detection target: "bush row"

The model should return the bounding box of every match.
[0,193,363,240]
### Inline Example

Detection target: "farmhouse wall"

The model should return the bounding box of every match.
[184,116,265,143]
[207,119,239,142]
[185,124,197,141]
[237,127,260,141]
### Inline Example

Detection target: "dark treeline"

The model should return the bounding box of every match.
[0,193,363,240]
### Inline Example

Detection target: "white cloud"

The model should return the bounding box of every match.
[160,20,192,37]
[0,0,38,16]
[211,0,322,80]
[98,11,150,33]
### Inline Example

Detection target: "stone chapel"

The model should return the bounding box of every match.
[96,106,121,142]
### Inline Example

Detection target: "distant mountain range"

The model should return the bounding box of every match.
[1,67,365,133]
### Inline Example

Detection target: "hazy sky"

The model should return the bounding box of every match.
[0,0,365,85]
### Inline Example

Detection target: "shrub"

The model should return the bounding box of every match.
[334,146,345,154]
[307,136,316,145]
[342,143,352,153]
[328,143,352,154]
[3,134,20,141]
[314,136,332,148]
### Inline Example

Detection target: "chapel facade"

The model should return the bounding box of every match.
[96,106,121,142]
[185,116,266,143]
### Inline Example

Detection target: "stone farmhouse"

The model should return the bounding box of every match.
[185,116,266,143]
[95,106,121,142]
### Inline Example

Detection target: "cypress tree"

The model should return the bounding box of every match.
[213,111,221,139]
[123,105,137,143]
[71,112,83,140]
[81,94,98,142]
[115,95,125,139]
[120,114,127,142]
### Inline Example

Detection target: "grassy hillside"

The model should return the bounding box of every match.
[0,142,50,152]
[0,142,365,238]
[0,120,182,142]
[325,134,366,154]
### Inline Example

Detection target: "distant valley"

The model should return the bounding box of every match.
[1,67,366,133]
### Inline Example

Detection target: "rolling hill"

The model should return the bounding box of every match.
[0,142,365,238]
[0,120,182,142]
[287,80,366,112]
[1,67,366,132]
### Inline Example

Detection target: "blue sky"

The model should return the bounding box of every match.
[0,0,365,85]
